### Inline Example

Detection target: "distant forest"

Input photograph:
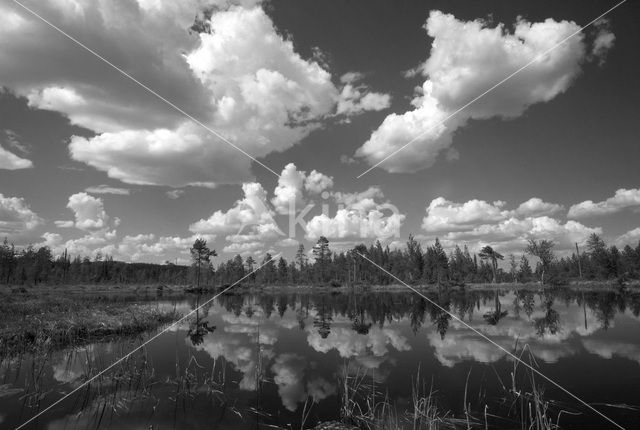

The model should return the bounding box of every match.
[1,233,639,287]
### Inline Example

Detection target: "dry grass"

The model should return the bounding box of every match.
[0,288,181,356]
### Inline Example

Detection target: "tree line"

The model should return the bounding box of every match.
[211,233,640,287]
[0,238,188,286]
[1,232,639,287]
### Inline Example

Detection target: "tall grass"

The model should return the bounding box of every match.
[332,347,578,430]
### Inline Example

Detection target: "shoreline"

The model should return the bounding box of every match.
[2,279,638,298]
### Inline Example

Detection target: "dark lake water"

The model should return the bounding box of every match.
[1,288,640,429]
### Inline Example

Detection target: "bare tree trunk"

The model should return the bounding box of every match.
[575,242,582,279]
[196,259,201,288]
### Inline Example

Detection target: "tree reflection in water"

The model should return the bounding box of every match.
[213,288,640,341]
[187,294,216,346]
[483,291,508,326]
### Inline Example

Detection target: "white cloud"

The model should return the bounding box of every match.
[421,196,599,254]
[568,188,640,218]
[356,10,612,173]
[188,164,403,251]
[422,197,508,232]
[615,228,640,247]
[0,124,33,170]
[39,229,215,262]
[69,123,251,188]
[1,1,205,133]
[271,163,307,215]
[0,193,42,235]
[1,1,387,188]
[442,216,599,255]
[336,72,391,116]
[304,170,334,194]
[85,185,130,195]
[275,237,298,247]
[0,143,32,169]
[591,19,615,66]
[271,164,335,214]
[422,196,565,233]
[190,182,283,244]
[66,192,110,231]
[514,197,564,217]
[305,188,405,241]
[54,220,74,228]
[223,241,264,255]
[39,229,117,258]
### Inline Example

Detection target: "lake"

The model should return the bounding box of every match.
[1,288,640,429]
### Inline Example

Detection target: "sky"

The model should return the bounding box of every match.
[0,0,639,265]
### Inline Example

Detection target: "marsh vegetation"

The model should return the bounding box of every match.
[1,287,639,429]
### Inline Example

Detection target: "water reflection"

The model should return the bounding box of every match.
[1,288,640,429]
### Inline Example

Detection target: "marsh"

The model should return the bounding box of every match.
[1,287,639,429]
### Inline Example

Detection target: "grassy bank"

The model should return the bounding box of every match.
[232,279,640,295]
[0,286,182,356]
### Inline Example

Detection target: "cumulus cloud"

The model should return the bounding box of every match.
[190,182,283,243]
[422,196,563,232]
[568,188,640,218]
[615,228,640,247]
[39,229,215,262]
[114,233,216,261]
[272,163,307,215]
[356,10,613,173]
[0,193,42,235]
[421,196,598,254]
[271,163,335,214]
[305,170,334,195]
[514,197,564,217]
[188,163,403,252]
[305,187,405,241]
[223,240,264,255]
[0,145,32,170]
[66,192,110,231]
[422,197,508,232]
[1,128,32,169]
[335,72,391,116]
[39,230,117,258]
[1,1,388,188]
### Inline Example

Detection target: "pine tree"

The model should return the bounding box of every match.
[312,236,331,283]
[190,238,217,288]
